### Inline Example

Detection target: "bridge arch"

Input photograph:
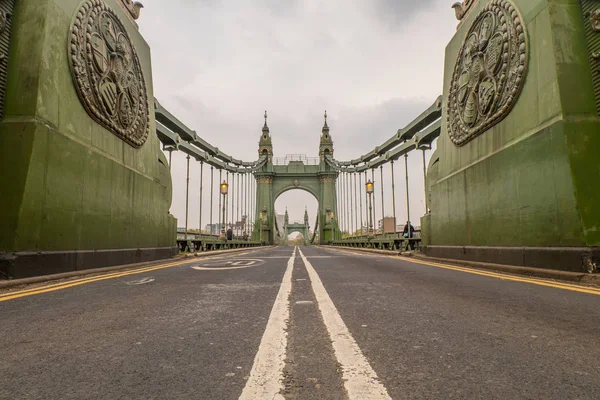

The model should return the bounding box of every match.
[274,184,319,203]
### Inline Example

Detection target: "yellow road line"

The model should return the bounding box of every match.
[325,248,600,296]
[0,259,195,302]
[0,262,181,298]
[0,249,268,302]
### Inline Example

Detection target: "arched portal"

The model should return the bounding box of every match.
[275,189,318,243]
[286,231,308,246]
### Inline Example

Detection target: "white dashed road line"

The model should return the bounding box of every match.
[239,247,296,400]
[298,248,392,400]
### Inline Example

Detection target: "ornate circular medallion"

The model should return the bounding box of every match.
[447,0,528,146]
[69,0,149,148]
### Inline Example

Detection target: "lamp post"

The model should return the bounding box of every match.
[220,180,228,239]
[259,212,263,244]
[366,179,374,235]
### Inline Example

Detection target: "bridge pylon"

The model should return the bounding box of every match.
[252,112,340,244]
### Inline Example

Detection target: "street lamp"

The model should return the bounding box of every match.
[259,212,263,244]
[220,180,228,239]
[366,179,374,235]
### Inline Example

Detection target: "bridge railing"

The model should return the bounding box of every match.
[330,234,421,252]
[273,154,320,166]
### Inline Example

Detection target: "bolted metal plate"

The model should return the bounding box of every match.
[580,0,600,116]
[0,0,15,119]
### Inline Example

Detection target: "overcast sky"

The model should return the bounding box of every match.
[138,0,458,231]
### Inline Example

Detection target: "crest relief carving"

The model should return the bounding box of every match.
[69,0,149,148]
[447,0,528,146]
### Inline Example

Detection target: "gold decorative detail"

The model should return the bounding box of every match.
[447,0,528,146]
[69,0,149,148]
[257,176,273,184]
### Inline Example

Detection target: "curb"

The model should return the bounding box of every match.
[0,246,270,290]
[320,245,597,284]
[319,245,401,257]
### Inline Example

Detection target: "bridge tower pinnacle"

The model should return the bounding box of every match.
[319,110,334,159]
[258,110,273,161]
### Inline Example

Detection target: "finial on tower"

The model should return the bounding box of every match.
[322,110,329,133]
[262,110,269,133]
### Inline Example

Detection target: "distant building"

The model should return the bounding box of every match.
[204,223,223,235]
[276,213,285,235]
[378,217,397,234]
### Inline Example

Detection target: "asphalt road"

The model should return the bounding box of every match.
[1,246,600,399]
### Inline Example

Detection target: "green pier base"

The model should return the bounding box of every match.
[422,0,600,273]
[0,0,177,279]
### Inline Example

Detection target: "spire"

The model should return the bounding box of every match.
[262,110,269,133]
[258,110,273,157]
[319,110,333,158]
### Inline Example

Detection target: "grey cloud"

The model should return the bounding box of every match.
[370,0,439,28]
[139,0,457,229]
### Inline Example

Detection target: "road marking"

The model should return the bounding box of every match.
[126,277,155,285]
[402,257,600,295]
[326,248,600,296]
[239,247,296,400]
[295,300,313,305]
[258,256,297,259]
[298,248,392,400]
[259,255,338,259]
[231,260,256,266]
[192,259,265,271]
[0,250,264,302]
[0,259,200,302]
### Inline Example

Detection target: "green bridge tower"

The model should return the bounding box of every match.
[253,112,340,245]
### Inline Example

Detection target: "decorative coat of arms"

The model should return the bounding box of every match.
[69,0,149,148]
[447,0,528,146]
[293,179,300,187]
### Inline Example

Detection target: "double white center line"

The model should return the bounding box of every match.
[239,247,296,400]
[240,247,391,400]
